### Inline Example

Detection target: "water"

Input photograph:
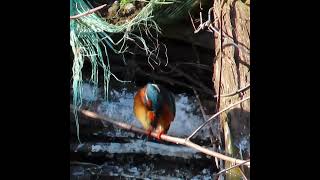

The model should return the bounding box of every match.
[94,86,212,139]
[71,82,250,179]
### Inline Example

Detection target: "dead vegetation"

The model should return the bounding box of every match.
[102,0,147,25]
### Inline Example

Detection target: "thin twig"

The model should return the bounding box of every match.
[239,168,248,180]
[70,4,107,20]
[214,84,250,98]
[70,105,250,167]
[188,11,197,31]
[193,88,220,169]
[130,42,213,72]
[167,64,214,96]
[134,47,214,95]
[160,62,213,74]
[209,24,250,55]
[215,159,250,176]
[136,67,214,96]
[187,96,250,140]
[217,2,223,108]
[192,89,207,122]
[216,8,224,173]
[192,6,250,55]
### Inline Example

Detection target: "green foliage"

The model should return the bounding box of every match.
[120,0,135,7]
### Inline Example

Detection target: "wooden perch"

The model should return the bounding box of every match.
[70,105,250,167]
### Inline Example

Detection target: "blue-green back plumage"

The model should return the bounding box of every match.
[145,83,162,111]
[145,83,175,115]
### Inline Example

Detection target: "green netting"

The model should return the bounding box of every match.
[70,0,175,142]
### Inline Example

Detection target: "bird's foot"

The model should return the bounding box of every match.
[145,127,153,140]
[156,131,164,141]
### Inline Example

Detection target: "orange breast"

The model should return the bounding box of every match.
[133,88,152,130]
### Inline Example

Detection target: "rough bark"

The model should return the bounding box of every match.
[213,0,250,145]
[212,0,250,179]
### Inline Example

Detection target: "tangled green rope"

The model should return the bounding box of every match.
[70,0,174,142]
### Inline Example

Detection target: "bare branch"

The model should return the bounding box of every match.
[209,24,250,55]
[192,89,207,122]
[70,4,107,20]
[70,105,250,167]
[188,11,197,31]
[187,96,250,140]
[160,62,213,74]
[136,67,214,96]
[193,88,221,169]
[214,84,250,98]
[192,6,250,55]
[239,168,248,180]
[166,64,214,96]
[215,4,223,112]
[215,159,250,176]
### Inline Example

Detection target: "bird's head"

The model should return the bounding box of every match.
[143,83,161,110]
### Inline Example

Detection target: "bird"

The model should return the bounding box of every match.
[133,83,176,140]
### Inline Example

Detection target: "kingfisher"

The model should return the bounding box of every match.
[133,83,176,139]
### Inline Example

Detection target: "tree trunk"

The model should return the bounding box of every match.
[212,0,250,179]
